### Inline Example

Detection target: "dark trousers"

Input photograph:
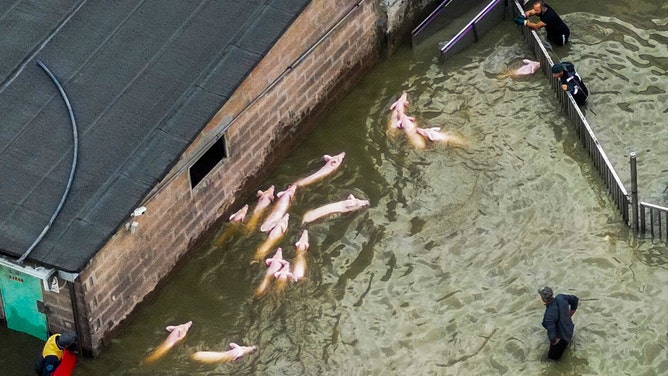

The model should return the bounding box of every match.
[547,32,569,46]
[548,339,569,360]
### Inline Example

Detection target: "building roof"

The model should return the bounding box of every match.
[0,0,311,272]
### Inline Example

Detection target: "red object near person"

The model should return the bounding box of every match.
[53,350,76,376]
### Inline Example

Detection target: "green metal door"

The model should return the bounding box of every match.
[0,265,48,340]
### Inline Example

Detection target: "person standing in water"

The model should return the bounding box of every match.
[538,286,579,360]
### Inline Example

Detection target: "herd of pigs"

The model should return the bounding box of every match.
[142,147,364,366]
[141,59,541,367]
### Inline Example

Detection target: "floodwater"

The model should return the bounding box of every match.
[4,1,667,375]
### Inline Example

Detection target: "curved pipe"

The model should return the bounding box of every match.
[17,60,79,264]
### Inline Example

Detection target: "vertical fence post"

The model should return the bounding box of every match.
[630,152,638,233]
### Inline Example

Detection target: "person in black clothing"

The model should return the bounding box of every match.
[538,286,579,360]
[552,62,589,106]
[514,1,570,46]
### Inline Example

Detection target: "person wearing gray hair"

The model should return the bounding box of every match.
[537,286,579,360]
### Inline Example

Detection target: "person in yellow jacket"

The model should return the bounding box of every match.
[34,332,77,376]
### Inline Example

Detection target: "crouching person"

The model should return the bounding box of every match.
[35,332,77,376]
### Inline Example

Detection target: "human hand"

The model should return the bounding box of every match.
[513,16,527,26]
[569,310,576,317]
[561,84,568,91]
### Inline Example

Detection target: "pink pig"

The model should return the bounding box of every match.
[260,184,297,232]
[294,152,346,188]
[513,59,540,76]
[253,185,275,216]
[415,127,466,147]
[191,343,257,363]
[292,230,309,282]
[246,185,275,230]
[228,204,248,223]
[212,204,249,246]
[143,321,193,364]
[389,92,409,129]
[390,92,409,115]
[398,113,427,149]
[255,213,289,261]
[255,248,288,296]
[302,194,370,225]
[274,261,294,282]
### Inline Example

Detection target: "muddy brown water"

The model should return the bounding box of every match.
[3,1,667,375]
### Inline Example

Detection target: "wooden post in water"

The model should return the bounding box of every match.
[630,152,638,233]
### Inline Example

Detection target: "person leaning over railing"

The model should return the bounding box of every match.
[513,1,570,46]
[551,62,589,106]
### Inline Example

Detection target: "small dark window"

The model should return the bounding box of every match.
[189,135,227,188]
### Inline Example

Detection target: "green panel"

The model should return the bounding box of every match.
[0,266,48,340]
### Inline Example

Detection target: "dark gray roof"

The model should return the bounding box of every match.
[0,0,311,272]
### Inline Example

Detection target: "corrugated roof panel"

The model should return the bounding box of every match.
[0,205,51,256]
[236,6,296,55]
[0,0,80,81]
[0,0,313,270]
[38,219,109,271]
[201,46,262,98]
[121,130,190,187]
[158,88,226,142]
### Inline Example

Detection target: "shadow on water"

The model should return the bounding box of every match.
[3,1,667,375]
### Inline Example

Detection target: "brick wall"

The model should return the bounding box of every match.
[42,283,74,331]
[58,0,385,356]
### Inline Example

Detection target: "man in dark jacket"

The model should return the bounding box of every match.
[514,1,570,46]
[552,62,589,106]
[538,286,579,360]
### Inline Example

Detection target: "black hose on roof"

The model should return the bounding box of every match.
[17,60,79,264]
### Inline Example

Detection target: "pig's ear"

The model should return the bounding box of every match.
[323,155,332,161]
[166,326,175,332]
[230,343,239,349]
[430,127,441,132]
[347,194,355,200]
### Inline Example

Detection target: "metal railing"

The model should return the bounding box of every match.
[511,0,629,222]
[631,153,668,242]
[411,0,456,45]
[511,0,666,242]
[639,202,668,242]
[410,0,508,59]
[438,0,507,63]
